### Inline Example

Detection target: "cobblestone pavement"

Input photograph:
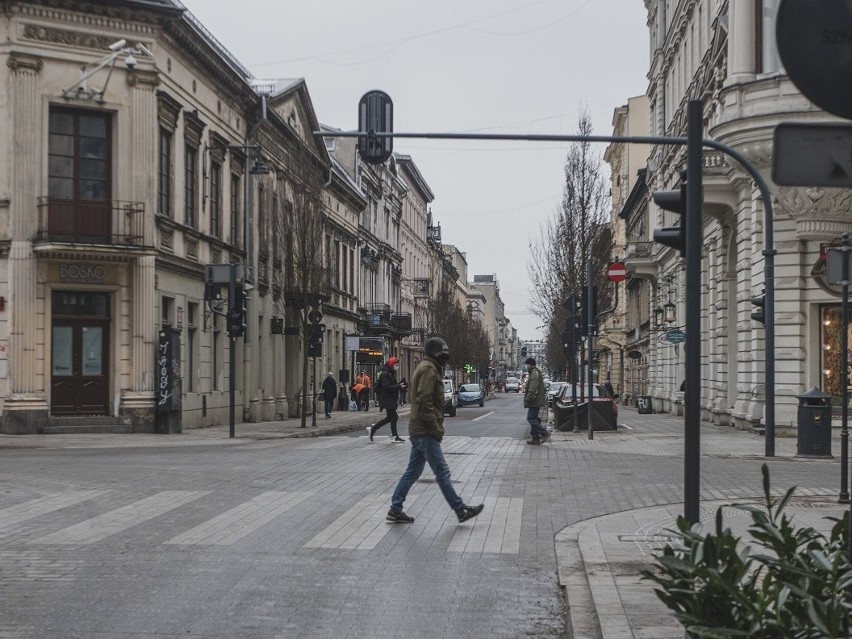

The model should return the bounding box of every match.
[0,396,846,638]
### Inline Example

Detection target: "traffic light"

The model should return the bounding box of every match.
[579,285,597,335]
[751,291,766,325]
[227,282,246,338]
[652,170,687,257]
[520,346,528,358]
[307,323,324,357]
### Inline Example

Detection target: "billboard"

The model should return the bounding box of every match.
[356,337,385,364]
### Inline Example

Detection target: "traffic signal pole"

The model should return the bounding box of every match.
[684,101,703,525]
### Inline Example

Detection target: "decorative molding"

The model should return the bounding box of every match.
[183,109,206,146]
[156,90,182,131]
[126,70,160,89]
[795,218,852,241]
[160,228,174,251]
[777,187,852,224]
[6,53,43,74]
[21,23,115,50]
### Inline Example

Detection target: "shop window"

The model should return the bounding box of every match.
[821,305,851,406]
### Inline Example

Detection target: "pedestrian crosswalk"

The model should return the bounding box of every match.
[0,488,522,555]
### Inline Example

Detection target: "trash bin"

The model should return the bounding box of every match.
[796,387,833,458]
[637,395,654,414]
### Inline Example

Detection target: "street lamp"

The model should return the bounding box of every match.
[664,300,676,324]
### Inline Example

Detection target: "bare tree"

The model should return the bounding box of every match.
[527,109,614,376]
[273,141,331,428]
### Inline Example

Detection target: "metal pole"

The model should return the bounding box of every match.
[587,258,595,440]
[840,234,850,505]
[229,335,236,439]
[572,350,579,433]
[311,356,318,428]
[684,100,703,525]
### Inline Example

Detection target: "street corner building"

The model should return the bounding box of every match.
[607,0,852,432]
[0,0,506,435]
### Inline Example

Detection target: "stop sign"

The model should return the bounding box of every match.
[608,262,627,283]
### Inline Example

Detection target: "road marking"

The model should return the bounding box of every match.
[447,497,522,554]
[620,423,633,430]
[165,491,311,546]
[304,493,417,550]
[29,491,209,546]
[472,411,494,422]
[0,491,106,534]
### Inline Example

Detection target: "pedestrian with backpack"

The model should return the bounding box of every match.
[368,357,406,442]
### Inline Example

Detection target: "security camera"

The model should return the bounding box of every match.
[109,39,127,52]
[124,53,137,70]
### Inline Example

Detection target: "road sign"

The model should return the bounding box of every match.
[827,246,852,284]
[776,0,852,120]
[773,123,852,187]
[665,329,686,344]
[607,262,627,283]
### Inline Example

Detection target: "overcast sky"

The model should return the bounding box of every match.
[178,0,650,340]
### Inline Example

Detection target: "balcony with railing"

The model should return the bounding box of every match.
[35,197,152,250]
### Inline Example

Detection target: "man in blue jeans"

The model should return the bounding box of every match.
[523,356,550,444]
[387,337,484,524]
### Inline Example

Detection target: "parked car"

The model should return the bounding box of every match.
[504,377,521,393]
[546,381,569,407]
[458,383,485,407]
[555,383,619,422]
[442,378,457,417]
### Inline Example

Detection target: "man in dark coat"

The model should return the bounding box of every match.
[386,337,484,525]
[368,357,406,442]
[321,372,337,419]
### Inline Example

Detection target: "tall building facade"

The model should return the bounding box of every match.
[627,0,847,429]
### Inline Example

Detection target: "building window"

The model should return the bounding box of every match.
[258,184,267,253]
[158,127,172,217]
[161,296,174,328]
[48,109,111,244]
[210,162,221,238]
[756,0,781,73]
[187,302,198,392]
[230,173,241,247]
[185,144,197,228]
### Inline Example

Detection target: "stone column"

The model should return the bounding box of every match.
[119,71,160,432]
[726,0,757,85]
[4,55,47,434]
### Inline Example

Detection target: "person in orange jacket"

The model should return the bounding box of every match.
[355,370,372,411]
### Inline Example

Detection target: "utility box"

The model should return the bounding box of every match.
[796,387,832,458]
[637,395,654,414]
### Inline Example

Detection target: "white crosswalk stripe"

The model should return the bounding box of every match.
[0,491,106,533]
[165,491,311,546]
[28,491,209,546]
[304,493,417,550]
[448,497,522,555]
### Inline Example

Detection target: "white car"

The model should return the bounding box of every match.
[504,377,520,392]
[442,379,457,417]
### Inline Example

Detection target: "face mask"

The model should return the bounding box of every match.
[526,364,532,371]
[436,353,450,365]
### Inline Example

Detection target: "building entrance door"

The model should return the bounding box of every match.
[51,292,110,415]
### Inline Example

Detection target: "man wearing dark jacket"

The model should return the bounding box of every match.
[386,337,484,524]
[368,357,406,442]
[321,372,337,419]
[523,357,550,444]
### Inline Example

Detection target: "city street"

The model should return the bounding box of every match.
[0,394,844,639]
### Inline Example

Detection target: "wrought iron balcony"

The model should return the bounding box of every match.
[36,197,149,247]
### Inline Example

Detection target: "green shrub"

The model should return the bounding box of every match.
[641,465,851,638]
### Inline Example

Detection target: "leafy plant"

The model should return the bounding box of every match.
[641,464,851,638]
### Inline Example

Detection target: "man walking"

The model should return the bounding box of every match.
[523,356,550,445]
[386,337,484,524]
[321,372,337,419]
[369,357,406,442]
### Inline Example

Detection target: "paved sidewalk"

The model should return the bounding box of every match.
[550,405,850,639]
[0,405,409,449]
